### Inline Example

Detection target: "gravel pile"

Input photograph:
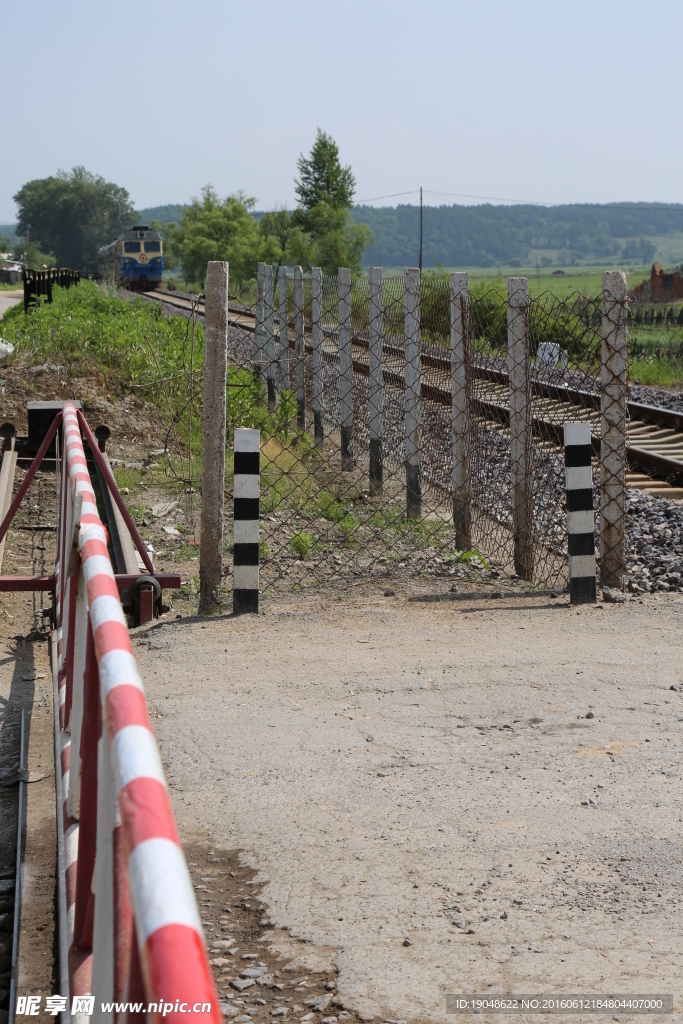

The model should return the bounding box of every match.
[625,490,683,593]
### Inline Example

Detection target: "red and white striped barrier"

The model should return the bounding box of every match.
[54,403,221,1023]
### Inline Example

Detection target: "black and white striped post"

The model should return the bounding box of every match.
[564,421,596,605]
[233,427,260,614]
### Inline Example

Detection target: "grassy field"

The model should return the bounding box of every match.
[381,263,655,300]
[466,264,650,299]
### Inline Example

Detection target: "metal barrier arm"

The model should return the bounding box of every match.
[60,405,220,1021]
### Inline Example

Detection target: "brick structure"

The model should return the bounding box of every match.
[631,262,683,303]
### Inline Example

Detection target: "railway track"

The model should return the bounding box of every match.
[143,289,683,500]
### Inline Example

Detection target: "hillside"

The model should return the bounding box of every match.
[134,204,185,226]
[351,202,683,269]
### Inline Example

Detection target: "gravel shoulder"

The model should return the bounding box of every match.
[140,589,683,1023]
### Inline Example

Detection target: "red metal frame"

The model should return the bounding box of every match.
[0,575,56,591]
[0,572,181,592]
[0,410,181,606]
[0,410,62,547]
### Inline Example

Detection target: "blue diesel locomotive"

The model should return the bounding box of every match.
[98,225,163,290]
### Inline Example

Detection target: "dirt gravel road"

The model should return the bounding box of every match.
[135,589,682,1023]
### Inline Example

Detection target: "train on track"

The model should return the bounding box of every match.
[98,225,163,290]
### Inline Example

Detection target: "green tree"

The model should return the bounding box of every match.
[258,207,292,254]
[166,186,282,289]
[287,203,369,274]
[294,128,356,219]
[290,129,371,274]
[21,240,57,269]
[13,167,134,271]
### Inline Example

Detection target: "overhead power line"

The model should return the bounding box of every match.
[355,188,683,213]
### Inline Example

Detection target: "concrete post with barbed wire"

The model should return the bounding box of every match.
[338,267,354,471]
[450,271,470,549]
[311,267,324,447]
[507,276,533,580]
[404,267,422,518]
[278,265,289,390]
[199,261,229,612]
[600,270,628,589]
[368,267,384,495]
[264,264,276,411]
[294,265,305,430]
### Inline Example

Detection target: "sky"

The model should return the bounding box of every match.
[2,0,683,222]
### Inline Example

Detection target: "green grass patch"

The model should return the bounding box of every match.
[443,548,490,569]
[0,279,203,381]
[112,466,145,491]
[0,281,314,483]
[290,530,313,558]
[310,490,359,535]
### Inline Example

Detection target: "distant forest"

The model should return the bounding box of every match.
[115,201,683,269]
[136,204,185,226]
[350,203,683,268]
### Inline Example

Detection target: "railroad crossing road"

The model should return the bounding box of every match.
[139,590,683,1022]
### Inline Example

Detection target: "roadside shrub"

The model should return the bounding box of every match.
[290,530,313,558]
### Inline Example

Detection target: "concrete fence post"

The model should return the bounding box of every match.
[338,267,354,471]
[294,265,305,430]
[404,267,421,518]
[278,265,289,389]
[600,270,628,589]
[450,271,470,548]
[507,276,533,580]
[254,261,265,379]
[311,267,324,447]
[233,427,260,614]
[264,264,276,410]
[564,421,597,604]
[200,261,229,612]
[368,267,383,494]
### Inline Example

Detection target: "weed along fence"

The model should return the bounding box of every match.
[211,263,629,597]
[0,404,219,1021]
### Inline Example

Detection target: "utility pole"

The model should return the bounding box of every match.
[419,187,423,273]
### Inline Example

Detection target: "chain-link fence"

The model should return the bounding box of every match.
[220,267,628,593]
